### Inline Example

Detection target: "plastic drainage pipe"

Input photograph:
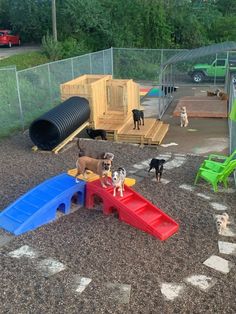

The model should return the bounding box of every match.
[29,96,90,150]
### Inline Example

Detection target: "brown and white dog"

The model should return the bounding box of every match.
[180,106,189,127]
[75,156,112,188]
[215,212,229,235]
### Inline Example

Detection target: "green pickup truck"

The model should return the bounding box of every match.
[189,58,236,83]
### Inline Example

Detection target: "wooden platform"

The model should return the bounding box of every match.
[173,96,227,118]
[95,116,169,145]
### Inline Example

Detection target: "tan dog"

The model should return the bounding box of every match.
[215,213,229,235]
[219,92,228,101]
[180,106,189,127]
[75,156,112,188]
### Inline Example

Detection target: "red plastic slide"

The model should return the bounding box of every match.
[86,179,179,241]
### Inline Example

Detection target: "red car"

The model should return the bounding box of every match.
[0,29,21,48]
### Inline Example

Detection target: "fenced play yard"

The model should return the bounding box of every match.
[0,44,236,313]
[2,46,235,176]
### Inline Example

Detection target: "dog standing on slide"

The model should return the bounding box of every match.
[112,167,126,197]
[148,158,166,182]
[75,156,112,188]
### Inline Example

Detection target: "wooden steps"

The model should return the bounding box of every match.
[93,113,169,145]
[151,123,169,144]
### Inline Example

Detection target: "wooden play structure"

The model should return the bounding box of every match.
[60,74,169,145]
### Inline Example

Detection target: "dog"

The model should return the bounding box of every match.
[148,158,166,182]
[86,128,107,140]
[112,167,126,197]
[215,213,229,235]
[207,88,221,97]
[218,92,228,101]
[180,106,189,127]
[77,138,114,160]
[132,109,144,130]
[75,156,112,187]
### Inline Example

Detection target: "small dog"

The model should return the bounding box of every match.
[207,88,221,97]
[112,167,126,197]
[180,106,189,127]
[215,213,229,234]
[132,109,144,130]
[86,128,107,140]
[77,138,114,160]
[218,92,228,101]
[75,156,112,187]
[148,158,165,182]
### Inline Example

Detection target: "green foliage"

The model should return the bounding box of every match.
[6,0,51,42]
[0,0,236,50]
[42,33,63,61]
[60,37,88,58]
[0,52,49,70]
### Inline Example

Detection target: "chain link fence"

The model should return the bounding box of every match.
[0,47,234,136]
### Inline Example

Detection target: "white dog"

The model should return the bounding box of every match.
[180,106,189,127]
[215,213,229,234]
[112,167,126,197]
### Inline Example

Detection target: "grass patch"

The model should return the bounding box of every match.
[0,51,50,70]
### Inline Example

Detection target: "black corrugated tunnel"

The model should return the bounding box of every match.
[29,96,90,150]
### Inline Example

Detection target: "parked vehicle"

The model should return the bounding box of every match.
[0,30,21,48]
[188,58,236,83]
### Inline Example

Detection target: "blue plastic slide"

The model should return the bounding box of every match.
[0,173,85,235]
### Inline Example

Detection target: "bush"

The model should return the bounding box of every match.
[42,33,63,61]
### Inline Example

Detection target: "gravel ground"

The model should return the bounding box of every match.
[0,133,236,314]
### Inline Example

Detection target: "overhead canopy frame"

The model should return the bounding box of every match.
[163,41,236,66]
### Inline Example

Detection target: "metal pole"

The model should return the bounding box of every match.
[214,53,217,86]
[52,0,57,41]
[103,50,106,74]
[71,58,75,79]
[111,47,114,77]
[89,54,92,74]
[15,71,25,130]
[47,63,53,104]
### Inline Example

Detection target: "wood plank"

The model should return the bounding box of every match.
[145,120,163,139]
[117,118,156,136]
[151,124,169,144]
[52,121,90,154]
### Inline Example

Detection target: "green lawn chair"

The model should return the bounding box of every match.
[198,149,236,173]
[205,149,236,166]
[194,160,236,192]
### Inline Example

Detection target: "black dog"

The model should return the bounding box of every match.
[132,109,144,130]
[148,158,166,182]
[86,128,107,140]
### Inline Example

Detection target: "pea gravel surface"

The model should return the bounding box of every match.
[0,133,236,314]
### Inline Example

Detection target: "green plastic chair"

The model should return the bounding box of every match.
[194,160,236,192]
[205,149,236,167]
[198,149,236,173]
